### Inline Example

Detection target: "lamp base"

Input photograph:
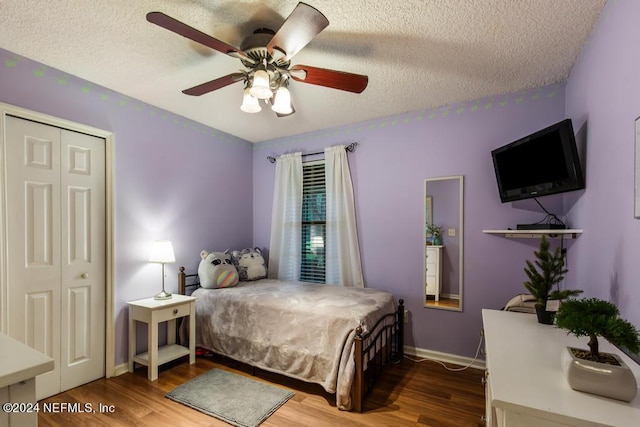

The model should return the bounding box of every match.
[154,290,172,300]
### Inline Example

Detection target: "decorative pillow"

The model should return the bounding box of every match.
[197,250,239,289]
[231,247,267,281]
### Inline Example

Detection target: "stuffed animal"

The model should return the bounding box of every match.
[232,247,267,281]
[197,250,239,289]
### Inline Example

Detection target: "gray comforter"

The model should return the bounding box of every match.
[191,278,396,410]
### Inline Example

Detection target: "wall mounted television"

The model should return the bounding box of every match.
[491,119,585,203]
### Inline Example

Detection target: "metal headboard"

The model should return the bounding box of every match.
[178,266,200,295]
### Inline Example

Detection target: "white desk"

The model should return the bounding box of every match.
[0,334,54,427]
[483,309,640,427]
[128,294,196,381]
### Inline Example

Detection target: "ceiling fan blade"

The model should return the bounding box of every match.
[146,12,253,63]
[267,3,329,60]
[182,73,244,96]
[290,65,368,93]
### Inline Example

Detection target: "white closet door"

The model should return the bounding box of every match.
[6,116,62,399]
[60,129,105,393]
[5,116,105,399]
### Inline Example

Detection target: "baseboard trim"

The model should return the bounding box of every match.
[114,349,485,377]
[113,363,130,377]
[404,345,486,370]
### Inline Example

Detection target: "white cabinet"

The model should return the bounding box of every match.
[424,246,443,302]
[482,309,640,427]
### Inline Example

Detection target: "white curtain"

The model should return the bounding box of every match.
[268,152,303,281]
[325,145,364,287]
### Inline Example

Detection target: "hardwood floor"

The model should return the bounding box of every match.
[38,354,485,427]
[425,297,460,309]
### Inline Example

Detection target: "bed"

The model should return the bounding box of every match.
[178,267,404,412]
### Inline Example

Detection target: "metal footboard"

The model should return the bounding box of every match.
[352,299,405,412]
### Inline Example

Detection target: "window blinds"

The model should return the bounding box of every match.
[301,160,326,283]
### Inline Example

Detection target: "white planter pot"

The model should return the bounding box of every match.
[561,346,638,402]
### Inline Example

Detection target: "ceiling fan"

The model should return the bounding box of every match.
[146,2,368,117]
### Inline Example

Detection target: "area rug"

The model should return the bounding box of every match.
[165,368,294,427]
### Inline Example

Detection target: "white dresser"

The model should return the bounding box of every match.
[482,309,640,427]
[424,245,443,302]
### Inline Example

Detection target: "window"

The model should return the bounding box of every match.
[301,160,325,282]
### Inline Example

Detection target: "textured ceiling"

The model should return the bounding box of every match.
[0,0,606,143]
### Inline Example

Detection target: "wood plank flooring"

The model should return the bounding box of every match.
[38,354,485,427]
[425,298,460,309]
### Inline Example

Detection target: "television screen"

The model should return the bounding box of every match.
[492,119,585,203]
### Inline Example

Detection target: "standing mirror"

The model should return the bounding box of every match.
[424,175,464,311]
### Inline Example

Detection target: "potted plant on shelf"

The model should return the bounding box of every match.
[555,297,640,401]
[523,235,582,324]
[426,224,444,246]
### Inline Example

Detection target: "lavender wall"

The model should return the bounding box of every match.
[253,87,567,357]
[0,49,254,366]
[564,0,640,328]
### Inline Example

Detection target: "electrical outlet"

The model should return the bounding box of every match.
[447,228,456,237]
[404,309,409,323]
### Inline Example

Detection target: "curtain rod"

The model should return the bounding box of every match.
[267,142,359,163]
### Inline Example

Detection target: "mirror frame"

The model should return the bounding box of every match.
[423,175,464,311]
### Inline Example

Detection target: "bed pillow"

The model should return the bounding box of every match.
[231,247,267,281]
[197,250,239,289]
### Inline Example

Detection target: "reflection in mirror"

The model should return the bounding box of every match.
[424,175,463,311]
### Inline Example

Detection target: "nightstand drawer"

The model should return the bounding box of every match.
[155,303,190,322]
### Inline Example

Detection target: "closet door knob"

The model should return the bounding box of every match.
[81,273,89,279]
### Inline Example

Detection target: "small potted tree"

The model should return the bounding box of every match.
[523,235,582,324]
[555,297,640,401]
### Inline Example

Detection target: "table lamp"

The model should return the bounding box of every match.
[149,240,175,300]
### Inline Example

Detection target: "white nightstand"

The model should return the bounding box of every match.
[128,294,196,381]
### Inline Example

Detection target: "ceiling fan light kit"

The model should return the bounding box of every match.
[272,86,293,115]
[249,66,273,100]
[146,2,368,118]
[240,88,262,113]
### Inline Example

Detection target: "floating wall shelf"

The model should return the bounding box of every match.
[482,229,583,239]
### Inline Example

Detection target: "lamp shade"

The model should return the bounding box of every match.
[149,240,175,264]
[240,89,261,113]
[250,69,273,99]
[272,86,293,115]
